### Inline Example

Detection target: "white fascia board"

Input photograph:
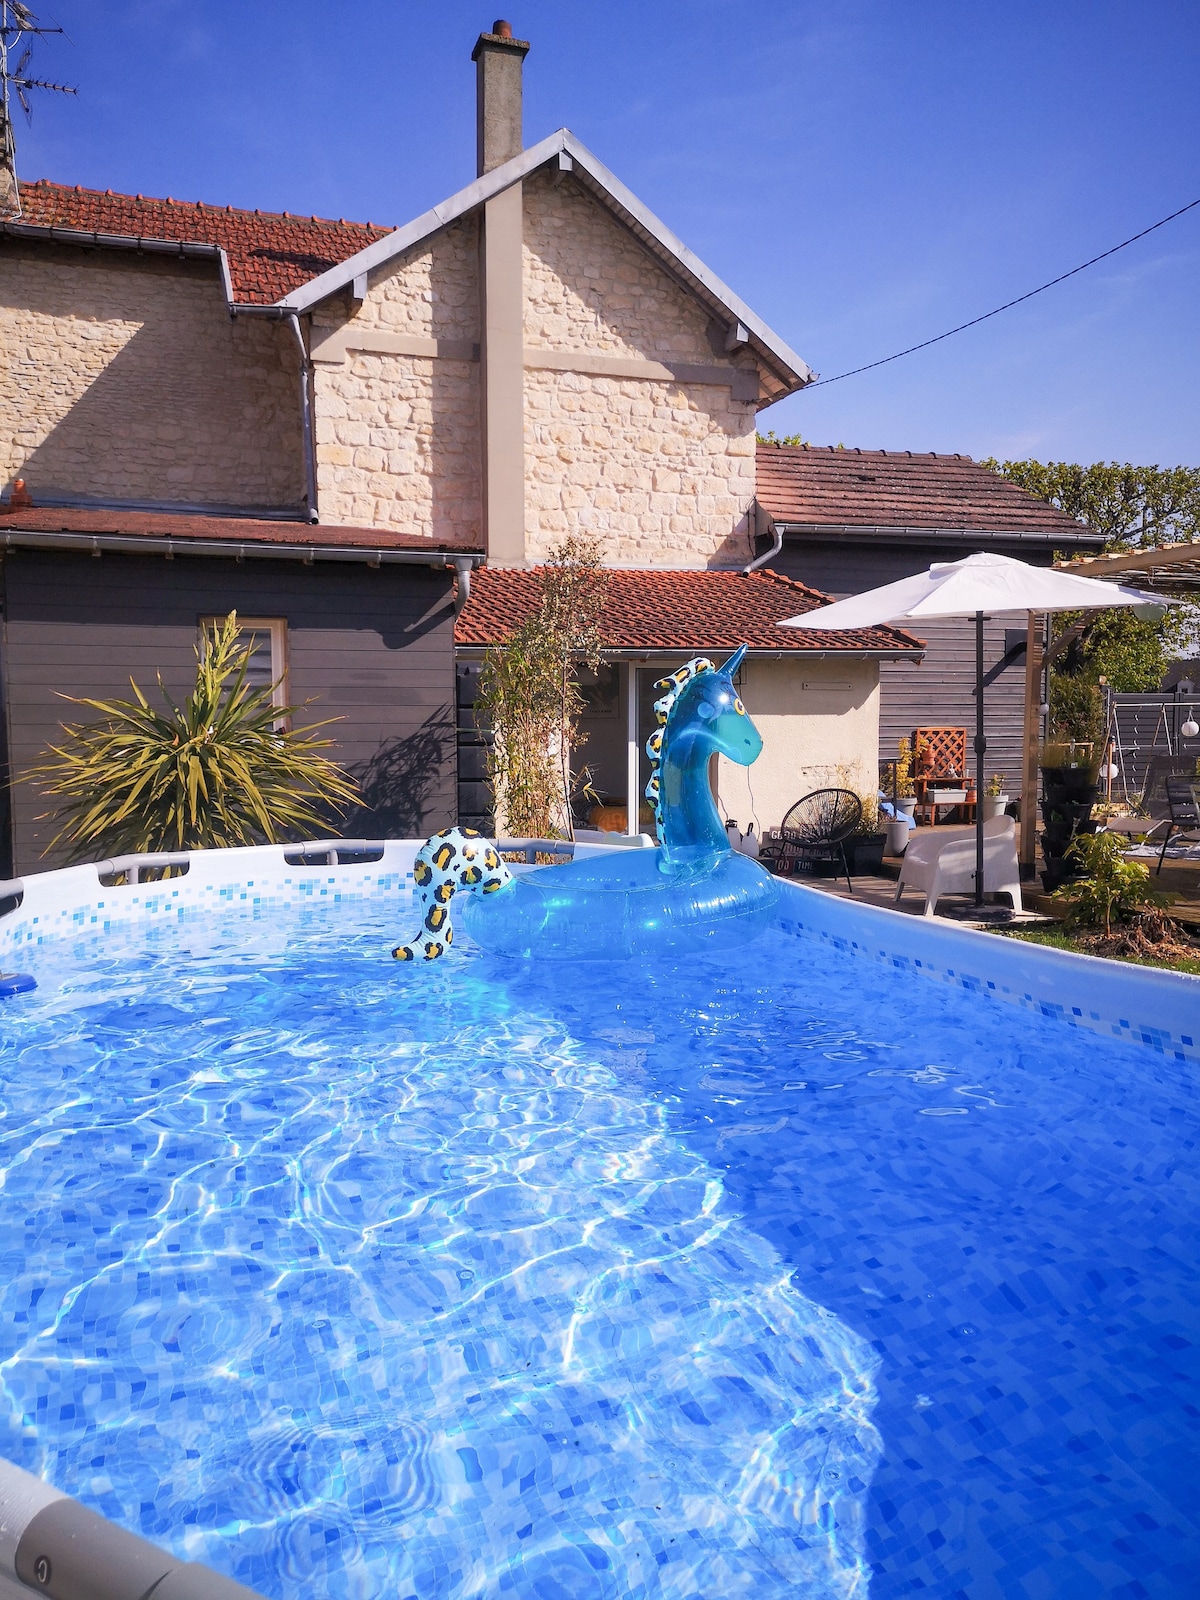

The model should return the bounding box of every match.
[276,131,570,314]
[274,129,815,391]
[556,132,814,390]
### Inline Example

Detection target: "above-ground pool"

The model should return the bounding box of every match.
[0,857,1196,1598]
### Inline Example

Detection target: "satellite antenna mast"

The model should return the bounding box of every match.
[0,1,75,220]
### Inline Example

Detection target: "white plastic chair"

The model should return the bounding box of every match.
[895,816,1023,917]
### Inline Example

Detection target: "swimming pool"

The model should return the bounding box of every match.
[0,860,1196,1598]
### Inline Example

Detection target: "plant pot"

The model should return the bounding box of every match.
[885,819,910,856]
[981,796,1009,821]
[895,796,917,819]
[850,833,887,874]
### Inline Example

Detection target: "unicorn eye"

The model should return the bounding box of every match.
[696,701,716,720]
[734,697,745,715]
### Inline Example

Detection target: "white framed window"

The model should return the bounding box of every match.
[200,616,289,714]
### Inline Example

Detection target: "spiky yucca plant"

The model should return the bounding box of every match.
[27,613,360,860]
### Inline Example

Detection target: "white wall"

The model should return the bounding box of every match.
[715,658,880,833]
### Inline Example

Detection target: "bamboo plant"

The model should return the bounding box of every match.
[27,613,359,860]
[476,536,608,840]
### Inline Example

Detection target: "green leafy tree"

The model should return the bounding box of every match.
[980,458,1200,549]
[27,613,359,860]
[477,536,608,840]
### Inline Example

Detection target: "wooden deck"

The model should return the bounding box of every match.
[789,849,1200,930]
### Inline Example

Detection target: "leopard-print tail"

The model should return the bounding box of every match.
[392,828,513,960]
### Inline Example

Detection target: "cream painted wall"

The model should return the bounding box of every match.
[715,657,880,833]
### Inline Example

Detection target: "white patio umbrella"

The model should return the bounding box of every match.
[780,551,1169,906]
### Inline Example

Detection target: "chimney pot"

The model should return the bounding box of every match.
[9,478,31,509]
[472,22,530,175]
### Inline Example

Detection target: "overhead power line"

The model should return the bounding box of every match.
[807,195,1200,388]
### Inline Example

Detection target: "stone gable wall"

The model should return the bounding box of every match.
[310,216,482,540]
[0,244,302,507]
[522,171,758,565]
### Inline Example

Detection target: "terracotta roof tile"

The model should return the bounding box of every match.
[755,443,1100,542]
[13,180,390,305]
[455,566,922,654]
[0,504,481,554]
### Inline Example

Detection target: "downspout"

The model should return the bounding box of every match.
[452,554,474,611]
[287,312,319,524]
[742,504,783,574]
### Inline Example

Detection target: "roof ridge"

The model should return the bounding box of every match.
[759,442,974,463]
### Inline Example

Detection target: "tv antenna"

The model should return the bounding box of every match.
[1,1,76,220]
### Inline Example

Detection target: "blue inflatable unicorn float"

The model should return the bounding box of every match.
[393,646,779,961]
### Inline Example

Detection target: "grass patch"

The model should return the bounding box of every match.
[990,924,1200,976]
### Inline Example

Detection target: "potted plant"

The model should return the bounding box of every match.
[981,772,1010,822]
[848,792,888,874]
[1039,740,1100,891]
[893,737,918,819]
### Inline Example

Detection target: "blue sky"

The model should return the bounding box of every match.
[14,1,1199,464]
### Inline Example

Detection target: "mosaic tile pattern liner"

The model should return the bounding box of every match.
[0,895,1196,1596]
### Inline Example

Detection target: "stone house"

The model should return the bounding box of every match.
[0,21,918,873]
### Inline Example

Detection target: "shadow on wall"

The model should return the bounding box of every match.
[347,711,454,838]
[3,254,302,507]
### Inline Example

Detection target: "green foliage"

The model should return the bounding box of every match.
[27,614,359,860]
[1048,671,1105,746]
[1051,830,1167,937]
[980,457,1200,549]
[894,736,915,798]
[477,537,609,840]
[757,430,808,447]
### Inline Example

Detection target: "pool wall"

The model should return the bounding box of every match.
[777,877,1199,1065]
[1,841,1195,1064]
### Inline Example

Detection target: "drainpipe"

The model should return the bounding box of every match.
[287,312,319,524]
[452,554,474,611]
[742,504,783,574]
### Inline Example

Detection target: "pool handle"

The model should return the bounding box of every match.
[0,1457,264,1600]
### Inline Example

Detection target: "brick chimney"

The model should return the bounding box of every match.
[472,20,530,176]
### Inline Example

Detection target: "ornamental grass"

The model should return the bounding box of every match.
[27,613,359,860]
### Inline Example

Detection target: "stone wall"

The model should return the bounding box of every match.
[310,216,482,541]
[714,658,881,831]
[522,171,758,566]
[0,243,302,507]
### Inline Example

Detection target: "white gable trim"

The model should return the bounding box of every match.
[275,128,814,399]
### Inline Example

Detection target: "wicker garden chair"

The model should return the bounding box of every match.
[761,788,863,892]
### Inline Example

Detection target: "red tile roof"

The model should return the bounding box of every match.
[755,443,1101,542]
[0,504,481,555]
[13,180,391,305]
[455,566,922,654]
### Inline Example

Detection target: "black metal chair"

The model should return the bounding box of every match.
[1156,778,1200,873]
[762,788,863,892]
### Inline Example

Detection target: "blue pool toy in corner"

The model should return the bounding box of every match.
[0,972,36,998]
[394,646,780,961]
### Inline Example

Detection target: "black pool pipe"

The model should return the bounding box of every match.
[0,1457,265,1600]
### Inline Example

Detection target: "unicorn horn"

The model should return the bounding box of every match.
[719,644,748,676]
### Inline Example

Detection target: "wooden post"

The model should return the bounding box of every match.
[1019,611,1042,870]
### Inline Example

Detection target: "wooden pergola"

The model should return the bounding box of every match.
[1014,541,1200,866]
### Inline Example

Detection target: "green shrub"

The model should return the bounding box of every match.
[27,613,359,859]
[1051,831,1167,937]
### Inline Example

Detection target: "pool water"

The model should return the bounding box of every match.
[0,897,1196,1599]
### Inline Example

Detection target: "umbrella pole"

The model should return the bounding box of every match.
[974,610,986,906]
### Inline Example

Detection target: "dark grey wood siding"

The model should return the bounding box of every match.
[771,537,1041,799]
[1,550,457,872]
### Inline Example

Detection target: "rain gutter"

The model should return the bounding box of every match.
[0,525,484,573]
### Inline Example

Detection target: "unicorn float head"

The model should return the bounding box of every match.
[394,645,778,961]
[644,645,759,864]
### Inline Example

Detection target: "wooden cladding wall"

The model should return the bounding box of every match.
[1,551,457,872]
[771,538,1035,796]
